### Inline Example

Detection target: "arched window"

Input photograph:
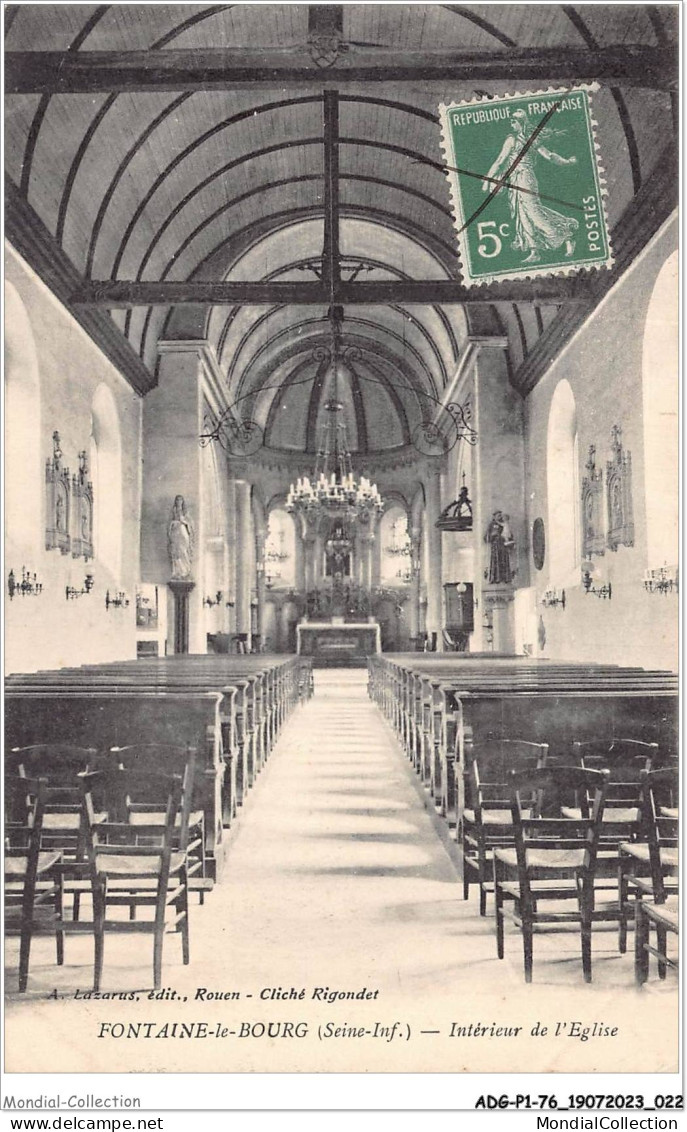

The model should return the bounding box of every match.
[5,282,42,558]
[265,507,296,589]
[546,378,580,587]
[91,384,122,580]
[643,250,678,569]
[380,504,411,584]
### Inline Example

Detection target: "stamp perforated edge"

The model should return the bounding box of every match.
[438,82,615,288]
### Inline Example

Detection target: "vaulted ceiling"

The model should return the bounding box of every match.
[5,4,678,453]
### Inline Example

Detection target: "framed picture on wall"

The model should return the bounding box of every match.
[136,583,159,629]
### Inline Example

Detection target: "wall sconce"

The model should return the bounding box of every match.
[542,587,566,609]
[66,574,94,600]
[644,564,678,595]
[204,591,224,608]
[105,589,129,610]
[581,570,612,600]
[8,567,43,600]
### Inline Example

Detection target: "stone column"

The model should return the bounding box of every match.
[425,465,443,649]
[141,345,205,654]
[314,532,325,589]
[255,527,267,645]
[372,529,382,586]
[409,527,422,641]
[234,480,253,641]
[294,517,306,591]
[303,530,317,595]
[224,475,238,634]
[470,337,525,652]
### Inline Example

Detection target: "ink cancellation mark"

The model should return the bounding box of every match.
[439,84,613,287]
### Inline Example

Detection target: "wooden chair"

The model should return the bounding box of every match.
[4,776,65,992]
[566,740,657,840]
[83,766,191,991]
[8,745,103,851]
[8,746,112,921]
[635,901,679,985]
[618,767,678,959]
[109,745,207,903]
[462,739,549,915]
[493,765,611,983]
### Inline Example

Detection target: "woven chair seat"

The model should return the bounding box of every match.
[42,811,107,830]
[619,842,678,867]
[464,808,533,826]
[495,846,586,870]
[96,852,186,875]
[5,851,62,877]
[561,805,638,823]
[129,810,203,828]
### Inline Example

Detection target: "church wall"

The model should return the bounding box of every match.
[523,215,678,670]
[4,243,141,673]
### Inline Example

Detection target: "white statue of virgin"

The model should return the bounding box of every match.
[168,494,195,580]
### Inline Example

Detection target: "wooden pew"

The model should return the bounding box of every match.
[368,655,678,830]
[8,654,308,805]
[5,690,228,879]
[6,656,311,880]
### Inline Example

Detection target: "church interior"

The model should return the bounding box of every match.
[3,3,679,1075]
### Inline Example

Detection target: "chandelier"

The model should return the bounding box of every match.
[286,306,383,523]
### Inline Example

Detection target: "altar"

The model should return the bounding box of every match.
[296,621,381,667]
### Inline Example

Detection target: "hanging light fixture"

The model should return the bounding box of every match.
[286,306,383,523]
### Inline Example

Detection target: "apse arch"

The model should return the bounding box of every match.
[4,281,42,557]
[642,249,678,569]
[90,383,122,580]
[546,378,580,588]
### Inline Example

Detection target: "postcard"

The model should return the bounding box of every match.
[3,0,679,1108]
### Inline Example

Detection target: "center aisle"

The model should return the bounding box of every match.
[6,670,676,1074]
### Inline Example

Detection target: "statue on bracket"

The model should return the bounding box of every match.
[484,510,515,585]
[45,430,71,555]
[606,425,634,551]
[72,450,94,561]
[168,494,195,580]
[581,444,605,558]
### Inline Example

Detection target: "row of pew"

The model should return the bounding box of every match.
[369,653,679,982]
[368,652,678,831]
[6,654,314,882]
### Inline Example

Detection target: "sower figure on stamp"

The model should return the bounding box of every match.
[482,109,578,264]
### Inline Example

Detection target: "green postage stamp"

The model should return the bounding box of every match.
[439,84,613,286]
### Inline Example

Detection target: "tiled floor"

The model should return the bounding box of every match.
[5,670,677,1073]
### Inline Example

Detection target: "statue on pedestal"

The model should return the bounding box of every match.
[168,494,195,580]
[484,510,515,584]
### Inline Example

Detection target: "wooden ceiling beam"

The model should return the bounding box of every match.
[6,45,677,93]
[70,277,585,307]
[321,89,340,299]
